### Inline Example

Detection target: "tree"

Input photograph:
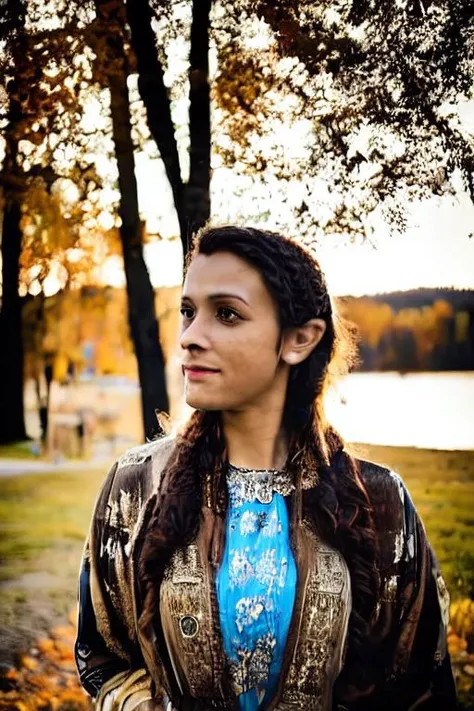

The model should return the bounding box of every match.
[5,0,472,442]
[212,0,474,241]
[92,0,169,438]
[126,0,212,257]
[0,0,32,443]
[1,0,170,443]
[0,0,109,443]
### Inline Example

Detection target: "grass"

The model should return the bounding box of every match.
[0,445,473,665]
[0,441,38,459]
[0,466,109,666]
[0,468,107,581]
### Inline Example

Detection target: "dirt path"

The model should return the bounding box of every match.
[0,456,112,478]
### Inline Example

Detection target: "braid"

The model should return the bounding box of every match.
[138,410,227,634]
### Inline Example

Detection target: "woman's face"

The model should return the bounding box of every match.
[180,251,285,411]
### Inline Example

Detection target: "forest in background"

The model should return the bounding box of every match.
[22,284,474,383]
[342,287,474,371]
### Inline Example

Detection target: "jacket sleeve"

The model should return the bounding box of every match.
[75,462,166,710]
[363,473,458,711]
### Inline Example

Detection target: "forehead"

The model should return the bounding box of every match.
[183,251,270,302]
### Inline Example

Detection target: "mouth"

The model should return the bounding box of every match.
[182,365,221,379]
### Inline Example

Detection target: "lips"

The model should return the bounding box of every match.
[182,365,220,374]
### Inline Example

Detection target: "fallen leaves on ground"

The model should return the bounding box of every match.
[1,605,473,708]
[0,611,91,711]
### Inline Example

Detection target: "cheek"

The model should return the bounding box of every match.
[183,324,281,410]
[222,334,279,390]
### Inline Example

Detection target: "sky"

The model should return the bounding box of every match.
[4,131,473,298]
[317,193,474,296]
[108,15,474,299]
[97,148,474,297]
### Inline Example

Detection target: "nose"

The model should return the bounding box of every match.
[180,313,211,351]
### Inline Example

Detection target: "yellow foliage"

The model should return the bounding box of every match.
[18,656,38,672]
[53,354,69,383]
[432,299,453,319]
[448,633,468,656]
[23,286,181,379]
[342,295,458,368]
[341,299,393,348]
[455,311,470,343]
[42,331,58,355]
[95,340,118,376]
[450,598,474,650]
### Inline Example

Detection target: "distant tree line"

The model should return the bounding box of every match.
[342,288,474,372]
[23,286,474,386]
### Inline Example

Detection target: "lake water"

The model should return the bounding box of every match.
[325,371,474,451]
[25,371,474,452]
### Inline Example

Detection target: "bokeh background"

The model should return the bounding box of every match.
[1,0,473,708]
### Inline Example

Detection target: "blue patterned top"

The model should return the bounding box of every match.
[216,464,297,711]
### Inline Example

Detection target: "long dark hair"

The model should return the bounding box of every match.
[138,225,380,693]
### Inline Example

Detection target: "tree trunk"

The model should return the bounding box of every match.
[126,0,212,258]
[0,0,29,444]
[126,0,188,254]
[108,57,169,440]
[0,166,28,444]
[186,0,212,234]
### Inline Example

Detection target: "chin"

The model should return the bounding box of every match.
[183,388,231,411]
[184,380,248,411]
[184,395,222,411]
[184,388,215,410]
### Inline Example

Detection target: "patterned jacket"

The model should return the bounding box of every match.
[75,436,457,711]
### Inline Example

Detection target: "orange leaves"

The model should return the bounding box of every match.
[0,611,91,711]
[17,656,39,673]
[342,298,393,349]
[3,669,20,684]
[36,639,56,656]
[448,598,474,701]
[448,633,468,656]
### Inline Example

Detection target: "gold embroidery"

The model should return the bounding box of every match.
[276,531,351,711]
[436,574,450,629]
[160,529,351,711]
[160,543,231,702]
[381,574,399,602]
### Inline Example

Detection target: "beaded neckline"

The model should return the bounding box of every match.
[227,462,294,505]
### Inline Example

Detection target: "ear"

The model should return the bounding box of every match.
[279,318,327,366]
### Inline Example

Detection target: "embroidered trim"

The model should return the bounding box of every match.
[227,464,295,505]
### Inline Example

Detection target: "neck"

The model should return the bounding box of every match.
[222,398,288,471]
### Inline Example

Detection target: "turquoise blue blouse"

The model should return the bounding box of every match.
[216,464,297,711]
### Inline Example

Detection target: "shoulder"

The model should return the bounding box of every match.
[101,435,177,506]
[116,434,176,474]
[356,457,407,509]
[355,457,418,569]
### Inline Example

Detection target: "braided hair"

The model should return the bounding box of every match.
[138,225,380,694]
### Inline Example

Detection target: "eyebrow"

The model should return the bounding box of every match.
[181,292,250,307]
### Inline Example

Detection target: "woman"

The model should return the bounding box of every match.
[75,226,456,711]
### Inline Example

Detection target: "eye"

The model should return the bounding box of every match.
[217,306,240,324]
[180,306,194,320]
